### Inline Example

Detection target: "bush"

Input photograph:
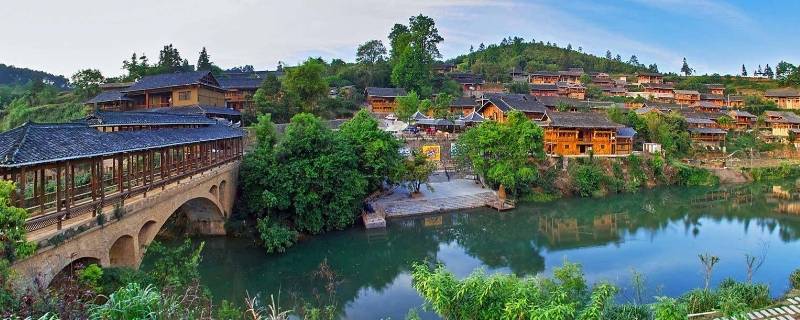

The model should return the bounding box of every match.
[653,297,688,320]
[790,269,800,290]
[257,217,298,253]
[112,205,126,220]
[99,267,151,295]
[603,304,652,320]
[673,162,719,186]
[78,264,103,290]
[570,163,605,197]
[96,213,106,226]
[717,278,770,309]
[88,282,163,319]
[749,163,800,181]
[681,289,718,314]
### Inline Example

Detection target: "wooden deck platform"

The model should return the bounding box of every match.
[486,198,516,211]
[362,205,387,229]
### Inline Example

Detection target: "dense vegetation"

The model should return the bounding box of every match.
[0,64,69,89]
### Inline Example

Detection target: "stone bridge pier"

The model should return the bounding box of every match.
[12,162,239,288]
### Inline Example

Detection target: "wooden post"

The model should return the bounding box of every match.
[39,167,45,214]
[55,165,62,212]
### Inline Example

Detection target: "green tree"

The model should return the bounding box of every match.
[741,64,748,76]
[283,58,328,113]
[356,40,387,64]
[157,44,184,73]
[70,69,104,99]
[681,57,693,76]
[145,239,204,289]
[395,91,423,122]
[196,47,212,71]
[0,180,35,262]
[389,15,443,95]
[338,110,404,191]
[455,111,544,195]
[403,150,436,194]
[507,82,530,94]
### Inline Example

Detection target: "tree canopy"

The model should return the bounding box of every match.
[389,14,443,95]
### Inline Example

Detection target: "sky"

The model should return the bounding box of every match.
[1,0,798,78]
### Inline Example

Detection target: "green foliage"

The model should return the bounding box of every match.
[256,216,298,253]
[569,161,605,197]
[635,112,691,157]
[0,180,35,262]
[216,300,244,320]
[88,282,163,319]
[625,155,647,192]
[284,58,329,112]
[648,154,665,181]
[680,289,718,314]
[748,163,800,181]
[395,91,422,122]
[98,267,150,296]
[70,69,104,99]
[144,239,204,290]
[253,113,278,150]
[411,261,617,320]
[507,81,530,94]
[672,162,718,186]
[1,98,86,131]
[338,110,404,191]
[78,264,103,290]
[403,150,436,194]
[456,111,544,195]
[791,268,800,290]
[390,15,443,94]
[678,279,769,315]
[603,304,652,320]
[652,297,688,320]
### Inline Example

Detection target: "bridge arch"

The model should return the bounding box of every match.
[49,256,101,288]
[138,220,158,250]
[209,185,219,198]
[219,180,228,211]
[109,235,137,268]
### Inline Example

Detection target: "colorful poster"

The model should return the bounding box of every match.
[421,145,441,161]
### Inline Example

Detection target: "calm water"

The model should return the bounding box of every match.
[188,181,800,319]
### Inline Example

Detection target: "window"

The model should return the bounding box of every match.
[178,91,191,101]
[564,145,569,149]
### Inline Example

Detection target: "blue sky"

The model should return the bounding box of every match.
[0,0,796,77]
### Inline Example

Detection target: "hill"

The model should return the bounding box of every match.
[449,37,652,82]
[0,63,70,89]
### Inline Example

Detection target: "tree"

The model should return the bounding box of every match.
[283,58,328,112]
[456,111,544,195]
[402,150,436,194]
[648,63,659,73]
[763,64,774,79]
[681,57,693,76]
[389,14,443,94]
[741,64,748,77]
[196,47,213,71]
[70,69,104,99]
[628,55,639,66]
[395,91,423,122]
[157,44,184,73]
[776,61,795,80]
[356,40,387,64]
[614,54,622,62]
[0,180,35,262]
[252,73,298,123]
[338,110,404,191]
[428,93,453,119]
[605,50,613,59]
[507,82,529,94]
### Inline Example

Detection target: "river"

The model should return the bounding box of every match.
[167,180,800,319]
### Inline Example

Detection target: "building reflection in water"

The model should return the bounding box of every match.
[537,212,629,247]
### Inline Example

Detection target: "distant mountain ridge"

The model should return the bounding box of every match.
[0,63,70,89]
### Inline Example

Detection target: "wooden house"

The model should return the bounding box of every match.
[558,69,584,84]
[540,111,627,156]
[693,101,723,113]
[218,77,262,114]
[764,111,800,137]
[685,116,726,147]
[705,84,725,95]
[433,63,456,74]
[529,71,560,84]
[122,71,227,109]
[727,95,745,108]
[510,67,528,82]
[448,73,484,96]
[615,127,636,155]
[449,97,478,115]
[557,82,586,100]
[85,90,134,111]
[536,96,588,112]
[727,110,756,130]
[636,72,663,84]
[700,93,725,107]
[638,83,675,102]
[674,90,700,105]
[365,87,407,113]
[765,88,800,109]
[530,84,560,97]
[476,93,547,123]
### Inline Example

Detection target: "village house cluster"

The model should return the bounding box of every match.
[367,67,800,155]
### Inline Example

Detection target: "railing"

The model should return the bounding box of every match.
[24,155,240,233]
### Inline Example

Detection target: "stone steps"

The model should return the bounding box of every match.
[383,192,497,217]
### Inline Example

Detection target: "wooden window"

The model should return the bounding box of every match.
[178,91,191,101]
[564,145,569,149]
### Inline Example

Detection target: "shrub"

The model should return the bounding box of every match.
[749,163,800,181]
[717,278,770,309]
[112,205,126,220]
[96,213,106,226]
[790,269,800,290]
[78,264,103,290]
[604,304,652,320]
[88,282,163,319]
[570,163,606,197]
[145,239,204,290]
[680,289,718,314]
[257,217,298,253]
[673,162,719,186]
[653,297,688,320]
[648,154,665,180]
[99,267,151,295]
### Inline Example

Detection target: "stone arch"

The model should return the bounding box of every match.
[209,184,219,198]
[138,220,158,250]
[49,256,101,288]
[109,235,137,267]
[218,180,227,213]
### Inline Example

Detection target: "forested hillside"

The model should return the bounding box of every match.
[0,64,69,89]
[450,37,655,82]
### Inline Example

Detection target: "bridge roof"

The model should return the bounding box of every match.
[148,105,241,116]
[0,122,243,168]
[85,111,216,127]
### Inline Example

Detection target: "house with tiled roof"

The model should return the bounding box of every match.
[538,111,630,156]
[449,96,478,115]
[765,88,800,109]
[448,73,484,96]
[529,71,560,85]
[764,111,800,137]
[727,95,745,108]
[704,84,725,95]
[365,87,407,113]
[557,82,586,100]
[558,69,584,84]
[218,77,263,114]
[529,83,560,97]
[477,93,547,122]
[700,93,725,107]
[674,90,700,105]
[727,109,756,129]
[636,71,663,84]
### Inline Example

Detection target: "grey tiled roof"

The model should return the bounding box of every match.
[218,77,263,90]
[86,91,133,104]
[529,84,558,91]
[544,111,623,129]
[480,93,547,114]
[688,127,727,134]
[535,96,589,108]
[148,105,241,116]
[0,122,243,167]
[124,71,221,92]
[700,93,724,100]
[617,127,637,138]
[448,73,484,84]
[450,97,477,107]
[366,87,407,97]
[85,111,216,127]
[765,88,800,97]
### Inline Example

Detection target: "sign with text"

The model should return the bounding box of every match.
[421,145,441,161]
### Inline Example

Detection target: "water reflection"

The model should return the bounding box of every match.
[188,180,800,319]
